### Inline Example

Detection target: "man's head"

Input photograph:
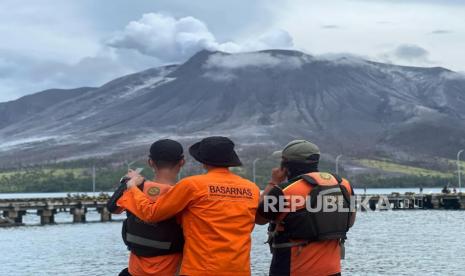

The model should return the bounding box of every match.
[189,136,242,170]
[148,139,185,173]
[274,140,320,179]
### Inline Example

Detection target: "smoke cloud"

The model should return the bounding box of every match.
[107,13,294,63]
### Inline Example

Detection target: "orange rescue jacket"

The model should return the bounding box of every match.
[117,168,260,276]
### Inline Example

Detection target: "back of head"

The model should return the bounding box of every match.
[189,136,242,168]
[275,140,320,179]
[149,139,184,169]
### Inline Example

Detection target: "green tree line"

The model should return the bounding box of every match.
[0,160,456,193]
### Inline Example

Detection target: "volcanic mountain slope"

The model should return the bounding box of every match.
[0,49,464,166]
[0,87,96,129]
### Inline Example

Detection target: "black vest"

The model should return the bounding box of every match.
[122,184,184,257]
[270,173,353,248]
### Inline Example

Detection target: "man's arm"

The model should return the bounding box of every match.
[106,182,127,214]
[255,183,278,225]
[255,167,287,225]
[255,186,284,225]
[117,179,195,223]
[107,170,144,214]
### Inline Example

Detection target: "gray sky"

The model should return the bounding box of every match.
[1,0,464,102]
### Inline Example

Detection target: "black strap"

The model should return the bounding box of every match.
[300,174,318,186]
[331,173,343,184]
[126,233,172,250]
[331,174,353,232]
[331,174,350,203]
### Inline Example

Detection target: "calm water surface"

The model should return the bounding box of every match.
[1,191,464,276]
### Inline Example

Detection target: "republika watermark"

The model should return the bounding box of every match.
[263,189,424,213]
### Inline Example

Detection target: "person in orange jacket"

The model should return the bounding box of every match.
[107,139,185,276]
[117,136,260,276]
[255,140,356,276]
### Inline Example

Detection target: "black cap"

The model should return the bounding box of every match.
[189,136,242,167]
[149,139,184,161]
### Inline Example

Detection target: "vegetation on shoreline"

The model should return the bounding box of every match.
[357,159,453,178]
[0,157,459,193]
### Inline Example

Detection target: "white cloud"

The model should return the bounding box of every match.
[378,44,434,67]
[0,48,160,102]
[107,13,218,62]
[0,0,99,63]
[273,0,465,71]
[440,71,465,80]
[0,10,294,102]
[202,52,308,82]
[204,52,307,69]
[0,0,109,101]
[107,13,294,63]
[393,44,430,62]
[0,8,294,102]
[316,53,372,67]
[202,71,237,82]
[2,1,465,102]
[431,29,452,34]
[240,30,294,52]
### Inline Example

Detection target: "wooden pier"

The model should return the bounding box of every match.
[1,192,464,227]
[358,193,465,211]
[0,194,112,227]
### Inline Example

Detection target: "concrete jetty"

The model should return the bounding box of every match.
[358,193,465,210]
[0,194,112,226]
[1,192,464,227]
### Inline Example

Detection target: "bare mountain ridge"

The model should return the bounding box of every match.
[0,49,464,166]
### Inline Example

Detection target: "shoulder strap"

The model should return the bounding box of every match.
[331,173,343,184]
[331,174,353,232]
[301,172,341,186]
[330,173,350,203]
[300,174,318,186]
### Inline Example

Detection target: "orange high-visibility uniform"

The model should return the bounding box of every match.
[117,181,182,276]
[258,172,354,276]
[118,168,260,276]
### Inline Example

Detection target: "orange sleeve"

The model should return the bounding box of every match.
[117,179,195,223]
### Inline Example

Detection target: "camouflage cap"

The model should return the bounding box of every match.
[273,140,320,163]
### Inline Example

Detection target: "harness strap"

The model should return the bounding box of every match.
[331,173,353,232]
[266,211,287,247]
[331,174,343,184]
[271,240,310,249]
[126,233,172,250]
[300,174,318,186]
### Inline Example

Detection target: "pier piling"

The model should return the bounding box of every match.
[97,207,112,222]
[37,209,55,225]
[71,207,87,223]
[3,209,26,224]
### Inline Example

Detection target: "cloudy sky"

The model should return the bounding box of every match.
[1,0,464,102]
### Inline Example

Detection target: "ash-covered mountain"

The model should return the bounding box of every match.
[1,49,464,166]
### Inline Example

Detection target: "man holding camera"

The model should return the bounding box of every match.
[117,136,260,276]
[107,139,185,276]
[256,140,356,276]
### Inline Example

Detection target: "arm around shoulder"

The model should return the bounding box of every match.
[119,178,196,223]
